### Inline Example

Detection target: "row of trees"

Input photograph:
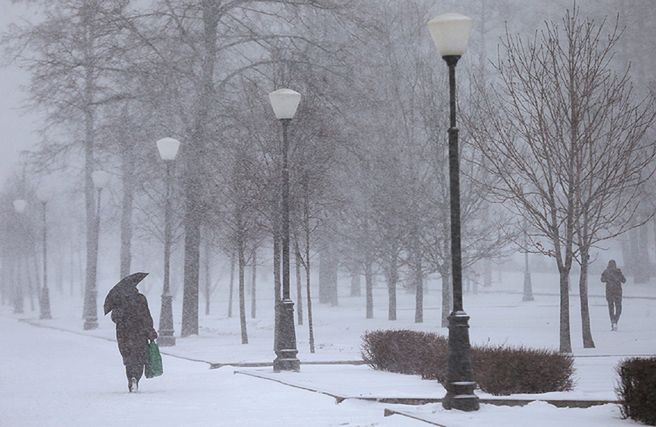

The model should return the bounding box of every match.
[1,0,655,354]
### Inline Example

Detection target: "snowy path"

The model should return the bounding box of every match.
[0,317,420,427]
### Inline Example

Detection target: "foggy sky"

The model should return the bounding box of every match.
[0,2,39,182]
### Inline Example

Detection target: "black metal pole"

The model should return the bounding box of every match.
[274,118,300,372]
[442,55,479,411]
[84,188,102,330]
[159,161,176,346]
[40,201,51,319]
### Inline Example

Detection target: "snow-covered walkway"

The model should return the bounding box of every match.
[0,316,416,427]
[0,314,644,427]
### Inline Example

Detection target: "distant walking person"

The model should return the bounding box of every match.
[601,260,626,331]
[104,272,158,392]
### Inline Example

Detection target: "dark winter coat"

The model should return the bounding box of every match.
[601,262,626,299]
[111,289,157,367]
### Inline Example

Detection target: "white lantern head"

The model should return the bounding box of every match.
[13,199,27,213]
[268,88,301,120]
[427,13,473,58]
[92,170,110,189]
[156,137,181,161]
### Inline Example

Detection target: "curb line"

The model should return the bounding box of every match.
[15,318,369,369]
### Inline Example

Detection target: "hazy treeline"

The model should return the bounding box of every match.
[1,0,656,353]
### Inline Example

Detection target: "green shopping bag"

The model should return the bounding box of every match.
[145,341,163,378]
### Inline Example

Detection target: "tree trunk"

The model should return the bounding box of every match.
[227,251,234,318]
[119,138,135,279]
[303,191,315,352]
[69,242,75,297]
[204,237,211,316]
[295,242,303,325]
[77,246,84,299]
[637,225,650,283]
[319,243,338,306]
[350,261,361,297]
[365,255,374,319]
[305,230,315,353]
[387,255,397,321]
[238,235,248,344]
[578,248,595,348]
[558,267,572,353]
[181,2,219,337]
[181,196,201,336]
[414,249,423,324]
[27,255,36,312]
[250,248,257,319]
[82,94,97,325]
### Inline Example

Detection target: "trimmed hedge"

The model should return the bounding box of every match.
[473,345,574,394]
[361,330,448,380]
[617,357,656,426]
[362,329,574,396]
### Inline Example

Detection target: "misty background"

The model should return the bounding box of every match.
[1,0,655,355]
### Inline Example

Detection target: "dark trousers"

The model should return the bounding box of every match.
[126,364,144,382]
[607,294,622,324]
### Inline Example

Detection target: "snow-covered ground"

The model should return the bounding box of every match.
[1,269,654,425]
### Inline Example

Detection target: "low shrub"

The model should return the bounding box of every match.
[362,330,574,396]
[361,330,447,376]
[617,357,656,426]
[472,345,574,395]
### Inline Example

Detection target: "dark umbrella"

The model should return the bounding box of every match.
[104,272,149,315]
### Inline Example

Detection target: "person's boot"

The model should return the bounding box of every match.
[129,377,138,392]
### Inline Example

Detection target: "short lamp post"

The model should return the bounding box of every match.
[269,88,301,372]
[156,137,180,347]
[36,189,52,319]
[12,199,27,314]
[428,13,479,411]
[83,170,109,330]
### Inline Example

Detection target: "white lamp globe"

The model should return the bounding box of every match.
[156,137,181,161]
[13,199,27,213]
[427,13,473,57]
[268,89,301,120]
[92,170,110,189]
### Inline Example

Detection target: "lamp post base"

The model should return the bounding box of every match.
[40,286,52,320]
[158,333,176,347]
[83,318,98,330]
[273,299,300,372]
[442,310,479,411]
[159,294,176,346]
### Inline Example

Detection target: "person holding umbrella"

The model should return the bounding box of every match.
[104,272,158,392]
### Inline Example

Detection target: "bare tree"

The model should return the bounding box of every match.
[470,7,656,352]
[4,0,133,328]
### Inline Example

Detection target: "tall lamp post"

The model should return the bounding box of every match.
[428,13,479,411]
[156,137,180,347]
[83,170,109,330]
[36,189,52,319]
[12,199,27,314]
[269,88,301,372]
